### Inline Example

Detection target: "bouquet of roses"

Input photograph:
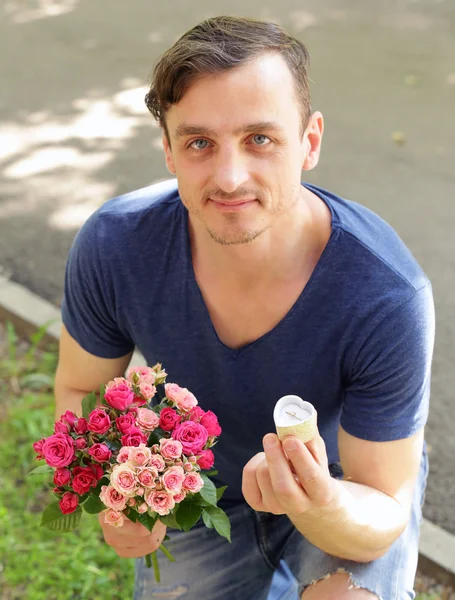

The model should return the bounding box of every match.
[31,363,230,581]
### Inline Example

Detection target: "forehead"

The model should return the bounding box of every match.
[166,54,299,136]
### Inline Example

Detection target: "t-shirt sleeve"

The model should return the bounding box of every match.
[61,211,135,359]
[340,283,435,441]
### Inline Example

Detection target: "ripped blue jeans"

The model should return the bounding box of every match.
[134,448,428,600]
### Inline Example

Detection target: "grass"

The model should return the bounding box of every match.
[0,322,134,600]
[0,321,452,600]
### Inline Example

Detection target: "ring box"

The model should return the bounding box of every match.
[273,395,317,443]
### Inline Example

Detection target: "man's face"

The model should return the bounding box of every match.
[162,53,322,246]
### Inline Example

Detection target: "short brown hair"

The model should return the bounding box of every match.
[145,16,312,144]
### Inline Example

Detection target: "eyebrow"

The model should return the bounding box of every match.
[173,121,284,140]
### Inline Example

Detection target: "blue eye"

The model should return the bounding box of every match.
[252,135,270,146]
[190,139,210,150]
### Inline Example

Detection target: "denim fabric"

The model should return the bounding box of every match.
[133,449,428,600]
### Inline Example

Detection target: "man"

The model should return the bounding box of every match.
[55,15,434,600]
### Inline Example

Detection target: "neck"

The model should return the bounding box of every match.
[189,187,331,289]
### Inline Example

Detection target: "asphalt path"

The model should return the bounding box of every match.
[0,0,454,532]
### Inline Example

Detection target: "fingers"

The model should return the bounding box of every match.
[242,452,266,510]
[282,437,334,508]
[98,513,167,558]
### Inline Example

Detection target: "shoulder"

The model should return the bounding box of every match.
[305,182,429,294]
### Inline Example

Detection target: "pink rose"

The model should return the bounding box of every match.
[159,407,181,432]
[145,490,175,516]
[74,418,88,434]
[87,409,111,435]
[189,406,205,422]
[59,492,79,515]
[137,502,148,514]
[159,438,183,460]
[184,462,193,472]
[128,444,152,467]
[115,413,136,434]
[171,421,208,455]
[89,443,112,463]
[54,421,70,434]
[121,428,148,447]
[103,508,124,527]
[139,382,157,401]
[149,454,166,472]
[200,411,222,437]
[165,383,198,412]
[137,467,158,488]
[182,472,204,494]
[126,366,156,386]
[162,466,185,494]
[53,468,71,486]
[117,447,130,463]
[110,464,137,496]
[197,449,215,470]
[132,395,147,407]
[106,377,132,391]
[71,466,98,494]
[173,490,187,503]
[61,410,78,428]
[43,433,75,468]
[100,485,128,511]
[75,437,87,450]
[33,439,45,460]
[136,408,160,431]
[105,382,134,411]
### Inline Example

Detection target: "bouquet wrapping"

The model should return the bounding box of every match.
[31,363,230,581]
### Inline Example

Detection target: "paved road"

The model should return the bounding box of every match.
[1,0,454,531]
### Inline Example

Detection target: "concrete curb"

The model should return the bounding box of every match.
[1,274,455,587]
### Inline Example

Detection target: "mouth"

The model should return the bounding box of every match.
[209,198,257,211]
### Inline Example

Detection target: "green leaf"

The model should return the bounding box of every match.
[189,492,208,507]
[82,392,98,419]
[203,470,219,477]
[199,474,217,506]
[127,509,138,523]
[28,464,53,476]
[175,501,201,532]
[40,502,82,532]
[202,506,231,542]
[137,512,157,532]
[202,509,214,529]
[82,495,105,514]
[216,486,228,502]
[93,476,110,495]
[158,511,182,530]
[147,428,166,446]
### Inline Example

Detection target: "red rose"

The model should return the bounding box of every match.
[159,407,181,432]
[87,409,111,435]
[90,463,104,481]
[189,406,205,422]
[54,421,70,434]
[53,468,71,486]
[104,383,134,411]
[171,421,208,455]
[71,466,98,494]
[33,438,45,460]
[197,449,215,470]
[121,428,148,447]
[42,433,75,468]
[88,443,112,463]
[75,437,87,450]
[132,395,147,407]
[200,411,222,437]
[59,492,79,515]
[74,418,88,434]
[115,413,136,434]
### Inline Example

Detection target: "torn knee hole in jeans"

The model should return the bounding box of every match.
[306,568,382,599]
[147,583,189,598]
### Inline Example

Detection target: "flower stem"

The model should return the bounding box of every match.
[148,552,160,582]
[159,542,175,562]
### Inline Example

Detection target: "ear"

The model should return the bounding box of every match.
[162,132,176,175]
[302,111,324,172]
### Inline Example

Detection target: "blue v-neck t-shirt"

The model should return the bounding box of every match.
[61,179,434,505]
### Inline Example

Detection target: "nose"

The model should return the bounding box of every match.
[212,145,249,194]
